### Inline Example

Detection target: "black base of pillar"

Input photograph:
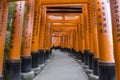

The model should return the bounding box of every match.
[38,49,44,64]
[70,49,73,54]
[78,51,82,60]
[50,48,52,54]
[4,60,21,80]
[88,52,94,69]
[44,51,46,62]
[81,53,84,62]
[84,50,89,65]
[93,58,99,75]
[68,49,71,53]
[31,51,39,68]
[75,52,78,57]
[73,50,77,56]
[46,50,50,60]
[21,56,32,73]
[75,52,80,60]
[71,48,74,54]
[0,76,3,80]
[99,62,116,80]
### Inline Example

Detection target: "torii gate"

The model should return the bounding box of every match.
[0,0,120,80]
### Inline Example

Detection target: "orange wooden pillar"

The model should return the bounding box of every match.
[21,0,35,77]
[49,28,52,50]
[43,24,47,50]
[72,29,77,55]
[5,1,25,80]
[64,32,67,49]
[31,0,41,70]
[48,23,52,51]
[74,27,80,58]
[110,0,120,80]
[91,0,100,76]
[67,30,73,52]
[71,30,74,51]
[73,30,76,50]
[44,23,51,60]
[43,23,48,60]
[68,30,74,53]
[78,15,85,62]
[67,31,70,49]
[39,6,46,62]
[70,30,74,49]
[71,30,74,53]
[82,5,90,65]
[75,28,79,53]
[65,32,68,48]
[67,31,71,52]
[0,1,9,79]
[77,24,83,60]
[95,0,116,80]
[70,30,73,50]
[87,1,95,69]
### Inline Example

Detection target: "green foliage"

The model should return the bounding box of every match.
[4,2,15,60]
[4,2,27,59]
[7,2,15,31]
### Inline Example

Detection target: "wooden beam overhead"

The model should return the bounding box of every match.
[7,0,25,2]
[47,20,80,23]
[41,0,88,5]
[52,32,67,36]
[51,23,77,27]
[52,27,76,32]
[47,13,81,16]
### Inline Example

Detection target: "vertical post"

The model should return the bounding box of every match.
[31,0,41,72]
[70,30,74,53]
[75,28,79,53]
[77,23,82,61]
[66,32,68,51]
[47,23,51,58]
[91,0,100,76]
[43,23,47,60]
[87,2,94,70]
[65,32,68,50]
[71,30,74,53]
[67,31,70,50]
[0,1,9,79]
[37,3,45,66]
[61,36,64,49]
[73,30,76,53]
[39,6,46,62]
[38,6,45,65]
[79,14,85,62]
[69,30,73,53]
[49,26,52,52]
[110,0,120,80]
[75,26,79,58]
[44,23,50,60]
[95,0,116,80]
[5,1,25,80]
[82,5,90,66]
[48,23,52,52]
[21,0,35,79]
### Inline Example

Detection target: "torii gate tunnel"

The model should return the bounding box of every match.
[0,0,120,80]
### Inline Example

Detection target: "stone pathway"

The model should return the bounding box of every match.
[34,50,89,80]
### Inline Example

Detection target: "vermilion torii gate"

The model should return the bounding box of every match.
[0,0,120,80]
